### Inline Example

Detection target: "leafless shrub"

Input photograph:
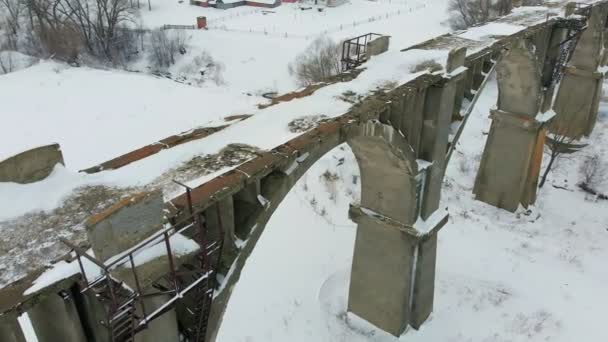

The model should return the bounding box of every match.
[458,155,471,174]
[321,170,339,202]
[288,36,341,86]
[0,0,22,35]
[0,51,13,74]
[2,0,138,62]
[179,50,225,85]
[447,0,513,30]
[288,114,328,133]
[149,29,175,68]
[580,154,603,188]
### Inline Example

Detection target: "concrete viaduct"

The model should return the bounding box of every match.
[1,1,607,342]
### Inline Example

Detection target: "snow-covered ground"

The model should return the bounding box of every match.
[136,0,450,93]
[214,75,608,342]
[0,61,259,169]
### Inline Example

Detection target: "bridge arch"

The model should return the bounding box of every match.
[202,119,423,341]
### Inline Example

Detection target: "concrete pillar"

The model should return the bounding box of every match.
[474,39,546,212]
[0,311,26,342]
[449,47,468,118]
[347,120,449,335]
[347,121,419,336]
[86,190,164,262]
[204,196,238,273]
[410,232,438,329]
[400,87,427,154]
[540,25,569,112]
[72,289,110,342]
[552,5,607,138]
[28,291,88,342]
[471,59,485,90]
[233,180,262,239]
[348,207,418,336]
[419,48,466,219]
[135,295,180,342]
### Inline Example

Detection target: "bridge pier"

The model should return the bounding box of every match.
[135,295,180,342]
[420,48,466,219]
[0,311,26,342]
[474,39,546,212]
[551,5,607,138]
[27,290,88,342]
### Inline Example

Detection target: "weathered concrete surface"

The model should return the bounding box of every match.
[0,311,26,342]
[552,4,608,138]
[72,290,110,342]
[204,196,238,273]
[410,232,438,329]
[135,295,180,342]
[348,208,418,335]
[474,39,546,212]
[0,143,64,184]
[367,36,390,57]
[86,190,164,261]
[419,65,465,219]
[27,289,87,342]
[347,121,419,336]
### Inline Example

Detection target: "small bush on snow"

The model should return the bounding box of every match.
[149,29,188,69]
[580,154,605,188]
[288,36,341,86]
[178,51,225,86]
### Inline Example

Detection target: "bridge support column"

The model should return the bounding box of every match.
[420,47,466,219]
[205,196,238,273]
[135,295,180,342]
[0,311,26,342]
[73,290,111,342]
[27,291,88,342]
[347,121,449,336]
[348,205,448,335]
[551,5,607,138]
[474,39,547,212]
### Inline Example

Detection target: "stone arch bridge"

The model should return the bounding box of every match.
[1,2,607,342]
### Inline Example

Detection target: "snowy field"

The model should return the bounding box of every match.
[215,76,608,342]
[136,0,450,93]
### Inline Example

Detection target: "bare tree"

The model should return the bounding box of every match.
[580,154,602,188]
[447,0,514,29]
[0,51,14,73]
[0,0,22,34]
[288,36,341,86]
[149,29,187,69]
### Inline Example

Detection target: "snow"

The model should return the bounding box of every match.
[0,51,37,74]
[0,61,259,168]
[115,232,199,268]
[536,109,557,122]
[458,22,527,41]
[17,314,38,342]
[24,249,103,295]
